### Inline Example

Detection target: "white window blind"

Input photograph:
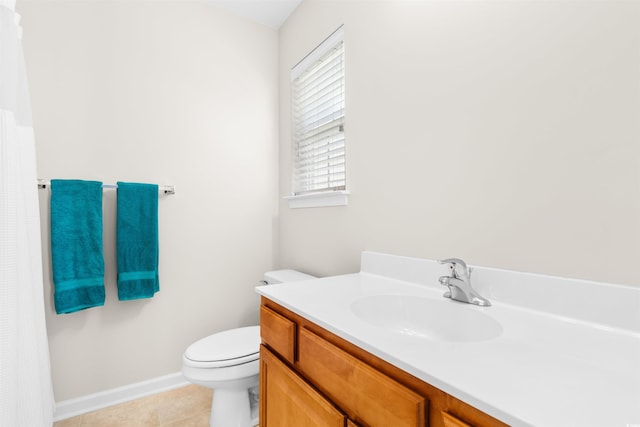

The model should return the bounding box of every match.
[292,27,345,196]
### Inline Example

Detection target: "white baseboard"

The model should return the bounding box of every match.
[53,372,189,421]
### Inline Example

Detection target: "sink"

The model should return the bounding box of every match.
[350,294,502,342]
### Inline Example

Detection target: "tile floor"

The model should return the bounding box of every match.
[53,384,214,427]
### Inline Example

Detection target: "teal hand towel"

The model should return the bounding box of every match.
[50,179,105,314]
[116,182,159,300]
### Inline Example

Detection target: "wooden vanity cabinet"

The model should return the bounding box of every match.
[260,298,508,427]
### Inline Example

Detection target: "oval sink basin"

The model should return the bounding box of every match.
[351,294,502,342]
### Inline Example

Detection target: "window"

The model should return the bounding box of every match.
[287,26,348,209]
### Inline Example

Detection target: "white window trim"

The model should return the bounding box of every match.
[285,190,350,209]
[287,26,348,209]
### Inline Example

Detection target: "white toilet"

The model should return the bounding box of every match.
[182,269,315,427]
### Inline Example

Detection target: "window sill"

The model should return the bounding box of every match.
[284,190,350,209]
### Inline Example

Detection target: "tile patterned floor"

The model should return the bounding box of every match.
[53,384,213,427]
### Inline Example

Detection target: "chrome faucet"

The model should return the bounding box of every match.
[438,258,491,307]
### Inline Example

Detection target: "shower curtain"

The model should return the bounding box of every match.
[0,1,54,425]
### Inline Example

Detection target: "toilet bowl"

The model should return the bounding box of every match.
[181,270,315,427]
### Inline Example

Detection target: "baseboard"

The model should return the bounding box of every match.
[53,372,189,421]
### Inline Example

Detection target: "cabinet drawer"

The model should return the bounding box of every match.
[297,327,427,427]
[260,305,296,364]
[442,412,473,427]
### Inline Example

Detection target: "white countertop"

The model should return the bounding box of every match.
[256,252,640,427]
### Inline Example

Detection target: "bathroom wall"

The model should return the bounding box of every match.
[278,0,640,286]
[15,0,640,407]
[18,1,278,401]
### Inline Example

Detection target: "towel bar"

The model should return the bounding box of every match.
[37,179,175,195]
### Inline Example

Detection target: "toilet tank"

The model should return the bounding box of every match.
[262,269,315,285]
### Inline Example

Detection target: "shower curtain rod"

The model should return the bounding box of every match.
[37,179,175,195]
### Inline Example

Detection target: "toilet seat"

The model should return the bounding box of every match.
[183,325,260,369]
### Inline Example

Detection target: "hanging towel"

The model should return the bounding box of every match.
[116,182,159,300]
[50,179,105,314]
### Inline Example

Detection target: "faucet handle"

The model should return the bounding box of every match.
[439,258,467,266]
[438,258,469,278]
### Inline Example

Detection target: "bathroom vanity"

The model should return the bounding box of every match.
[260,298,505,427]
[256,252,640,426]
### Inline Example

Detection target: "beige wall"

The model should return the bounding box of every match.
[278,0,640,286]
[18,1,278,401]
[16,0,640,406]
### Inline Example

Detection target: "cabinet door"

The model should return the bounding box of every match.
[260,346,346,427]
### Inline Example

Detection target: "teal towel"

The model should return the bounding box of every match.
[116,182,159,300]
[50,179,105,314]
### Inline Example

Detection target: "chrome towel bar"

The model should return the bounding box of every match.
[37,179,175,195]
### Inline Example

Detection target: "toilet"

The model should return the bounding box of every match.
[182,269,315,427]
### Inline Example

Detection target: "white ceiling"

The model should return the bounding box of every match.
[205,0,302,29]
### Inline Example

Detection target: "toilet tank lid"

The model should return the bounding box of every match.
[263,269,315,284]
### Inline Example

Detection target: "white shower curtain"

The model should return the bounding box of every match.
[0,1,54,426]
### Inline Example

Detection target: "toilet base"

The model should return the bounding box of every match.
[210,388,253,427]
